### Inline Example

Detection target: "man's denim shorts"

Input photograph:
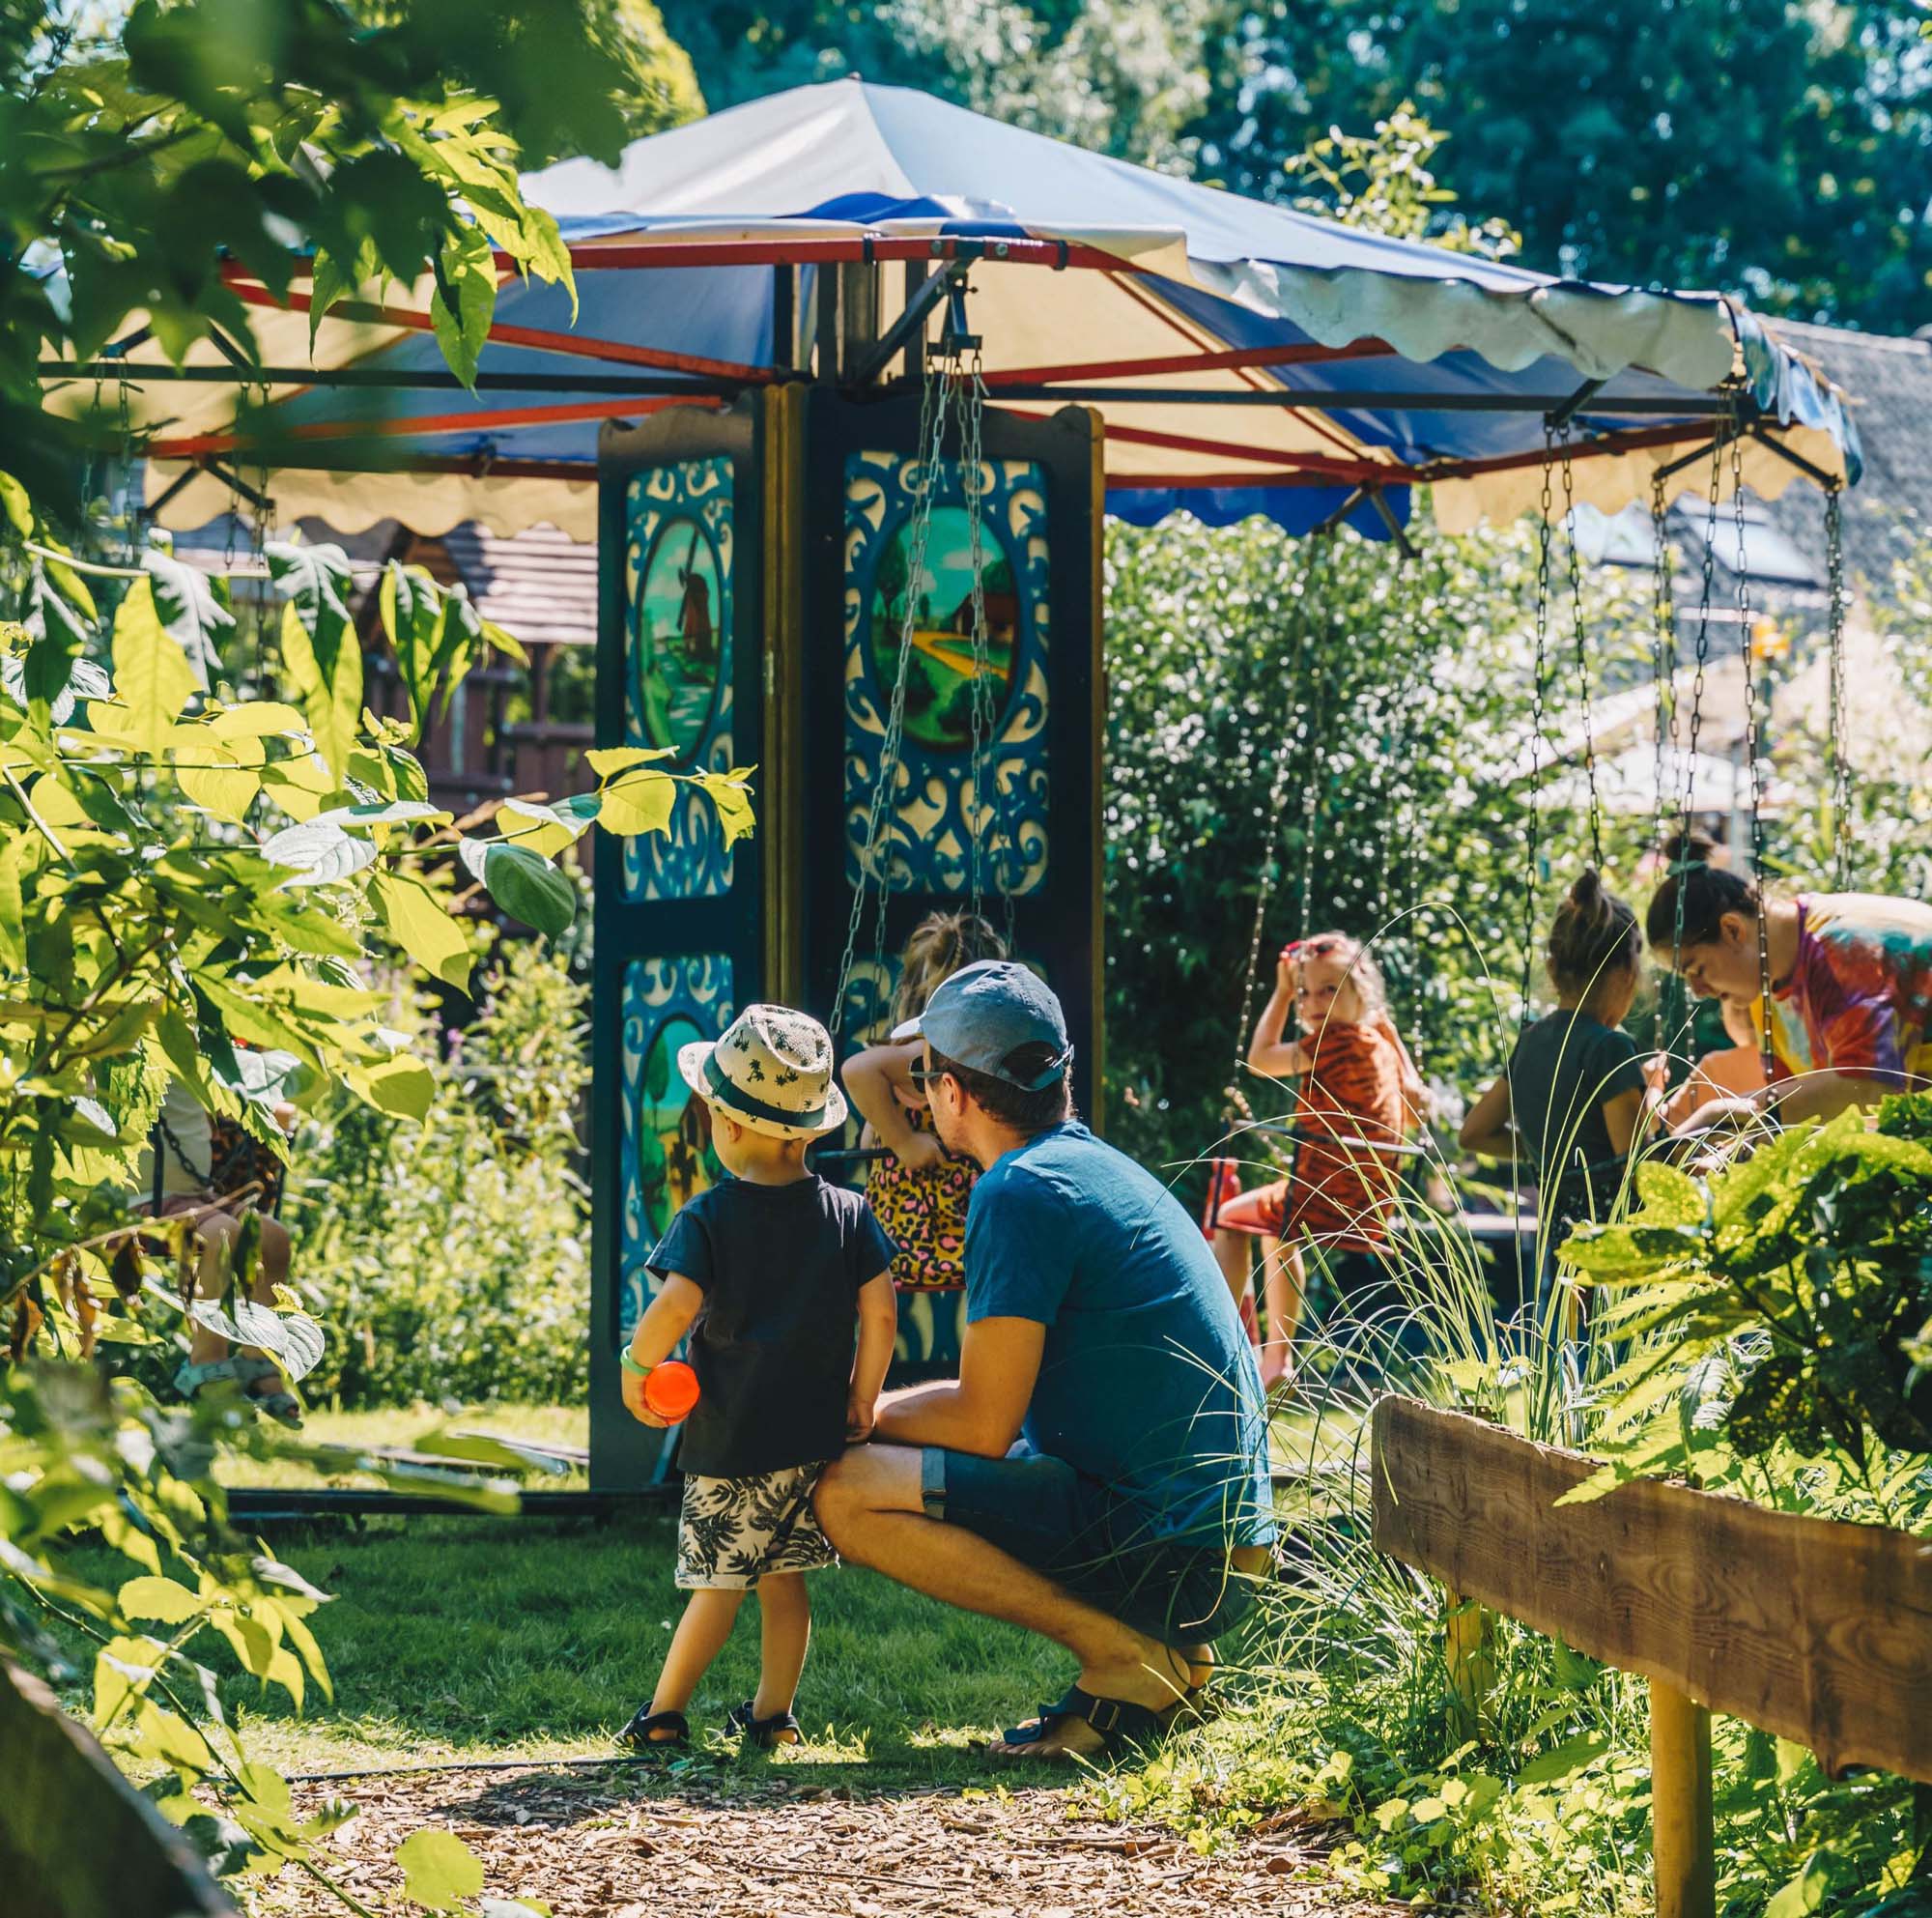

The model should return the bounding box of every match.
[920,1445,1267,1645]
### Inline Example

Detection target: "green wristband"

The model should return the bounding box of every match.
[619,1349,652,1380]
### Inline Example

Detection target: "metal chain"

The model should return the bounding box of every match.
[1732,421,1775,1079]
[1296,539,1332,947]
[1648,472,1677,1052]
[1520,443,1553,1023]
[1230,535,1315,1109]
[957,347,1012,950]
[1824,481,1851,892]
[1669,433,1725,1047]
[831,358,946,1041]
[1560,429,1604,872]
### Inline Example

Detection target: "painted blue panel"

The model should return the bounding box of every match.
[621,456,736,901]
[842,450,1050,907]
[619,952,735,1337]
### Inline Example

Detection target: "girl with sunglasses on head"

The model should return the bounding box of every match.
[1209,932,1427,1388]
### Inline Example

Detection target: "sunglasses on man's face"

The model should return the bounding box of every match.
[906,1065,949,1088]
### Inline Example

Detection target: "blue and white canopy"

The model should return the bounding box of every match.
[98,78,1859,542]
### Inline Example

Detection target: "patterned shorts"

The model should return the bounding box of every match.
[676,1460,838,1589]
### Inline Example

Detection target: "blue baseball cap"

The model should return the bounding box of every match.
[891,959,1073,1090]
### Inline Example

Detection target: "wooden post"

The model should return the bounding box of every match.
[1443,1588,1492,1733]
[1650,1678,1715,1918]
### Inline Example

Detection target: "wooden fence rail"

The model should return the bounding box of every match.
[1370,1396,1932,1918]
[1,1654,237,1918]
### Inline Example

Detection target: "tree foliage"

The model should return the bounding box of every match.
[664,0,1930,329]
[1193,0,1931,331]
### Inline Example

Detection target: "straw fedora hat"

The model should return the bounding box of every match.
[677,1004,848,1141]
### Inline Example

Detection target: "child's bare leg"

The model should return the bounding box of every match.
[236,1217,293,1379]
[1210,1225,1251,1312]
[648,1588,746,1723]
[184,1209,240,1367]
[753,1573,810,1724]
[1259,1237,1305,1385]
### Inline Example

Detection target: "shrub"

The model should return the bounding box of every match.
[285,942,591,1408]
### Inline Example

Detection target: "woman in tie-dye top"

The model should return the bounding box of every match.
[1645,865,1932,1125]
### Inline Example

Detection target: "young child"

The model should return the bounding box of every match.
[1460,869,1647,1233]
[617,1003,899,1753]
[1212,932,1425,1386]
[842,912,1006,1298]
[1649,991,1784,1131]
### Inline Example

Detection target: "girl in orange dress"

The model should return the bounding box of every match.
[841,912,1006,1366]
[1211,932,1427,1387]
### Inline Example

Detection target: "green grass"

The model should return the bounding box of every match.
[69,1402,1077,1786]
[213,1404,591,1491]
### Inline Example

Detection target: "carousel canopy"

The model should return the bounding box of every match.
[57,78,1861,543]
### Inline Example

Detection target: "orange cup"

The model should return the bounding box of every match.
[644,1359,700,1424]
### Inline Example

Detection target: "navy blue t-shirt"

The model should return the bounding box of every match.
[649,1174,896,1477]
[1508,1011,1645,1221]
[964,1122,1276,1550]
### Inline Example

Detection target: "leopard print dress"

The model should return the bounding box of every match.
[865,1098,976,1290]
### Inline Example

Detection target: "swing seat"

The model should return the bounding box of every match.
[1201,1157,1271,1240]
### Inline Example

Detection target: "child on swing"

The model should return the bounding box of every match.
[841,912,1006,1349]
[616,1004,899,1754]
[1210,933,1426,1388]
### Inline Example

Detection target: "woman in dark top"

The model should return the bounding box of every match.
[1460,869,1647,1231]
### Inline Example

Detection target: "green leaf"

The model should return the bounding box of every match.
[111,580,200,753]
[269,542,360,782]
[1764,1849,1833,1918]
[118,1576,207,1624]
[372,872,474,992]
[382,561,444,733]
[598,767,677,839]
[1517,1733,1607,1786]
[396,1830,486,1913]
[586,745,676,778]
[696,767,756,847]
[495,796,591,860]
[346,1054,436,1122]
[429,222,497,390]
[262,819,378,887]
[143,549,234,687]
[462,842,576,935]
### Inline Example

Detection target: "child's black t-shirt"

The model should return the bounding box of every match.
[648,1174,897,1478]
[1507,1011,1645,1221]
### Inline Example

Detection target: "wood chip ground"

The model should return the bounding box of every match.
[264,1764,1387,1916]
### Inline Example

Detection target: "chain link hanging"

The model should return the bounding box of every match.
[1229,533,1321,1114]
[1824,480,1851,893]
[1559,429,1604,873]
[1519,441,1554,1023]
[830,357,947,1042]
[1648,471,1678,1052]
[1731,419,1776,1080]
[1667,432,1726,1053]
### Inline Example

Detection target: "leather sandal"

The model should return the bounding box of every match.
[725,1698,801,1749]
[616,1706,690,1754]
[994,1685,1188,1762]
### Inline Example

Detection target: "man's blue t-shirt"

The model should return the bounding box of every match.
[964,1122,1276,1549]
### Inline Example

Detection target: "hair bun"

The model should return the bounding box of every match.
[1570,868,1602,908]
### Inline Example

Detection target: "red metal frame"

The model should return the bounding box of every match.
[227,279,776,385]
[1004,408,1388,483]
[150,394,719,462]
[981,336,1400,388]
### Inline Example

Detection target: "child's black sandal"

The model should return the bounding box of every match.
[725,1698,801,1749]
[617,1706,691,1754]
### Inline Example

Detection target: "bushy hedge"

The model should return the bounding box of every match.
[286,942,591,1408]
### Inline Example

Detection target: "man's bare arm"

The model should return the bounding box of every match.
[873,1316,1044,1457]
